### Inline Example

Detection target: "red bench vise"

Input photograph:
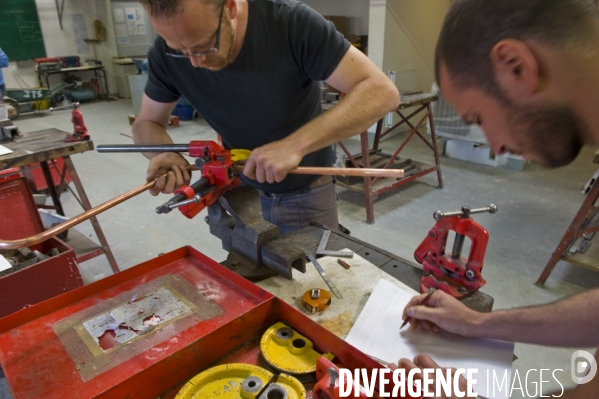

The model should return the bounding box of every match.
[67,102,90,142]
[414,204,497,299]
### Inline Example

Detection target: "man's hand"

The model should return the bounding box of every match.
[403,290,484,337]
[146,152,191,196]
[389,354,470,399]
[242,139,303,184]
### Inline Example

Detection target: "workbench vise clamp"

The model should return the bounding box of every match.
[50,102,90,142]
[414,204,497,299]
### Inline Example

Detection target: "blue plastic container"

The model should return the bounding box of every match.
[172,100,194,120]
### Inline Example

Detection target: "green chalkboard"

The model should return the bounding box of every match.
[0,0,46,61]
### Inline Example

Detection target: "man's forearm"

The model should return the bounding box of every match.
[132,120,177,160]
[475,288,599,346]
[287,76,399,157]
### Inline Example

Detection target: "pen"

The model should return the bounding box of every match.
[400,289,435,331]
[368,355,391,368]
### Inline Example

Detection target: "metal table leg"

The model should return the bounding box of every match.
[40,161,66,216]
[63,155,120,273]
[360,131,375,224]
[536,179,599,286]
[426,103,444,189]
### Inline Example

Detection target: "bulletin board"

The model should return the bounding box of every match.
[0,0,46,60]
[111,0,157,57]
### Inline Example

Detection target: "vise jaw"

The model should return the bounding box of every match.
[207,185,306,281]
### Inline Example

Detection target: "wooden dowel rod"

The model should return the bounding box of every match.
[289,166,404,178]
[234,164,403,178]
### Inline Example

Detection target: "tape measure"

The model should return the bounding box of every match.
[301,288,331,314]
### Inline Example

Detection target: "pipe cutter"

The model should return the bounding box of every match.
[97,141,247,218]
[154,141,247,219]
[414,204,497,299]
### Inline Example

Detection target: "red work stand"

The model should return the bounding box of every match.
[336,91,443,224]
[536,167,599,286]
[0,129,119,273]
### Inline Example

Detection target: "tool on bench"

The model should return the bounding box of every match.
[337,259,350,269]
[67,103,90,142]
[49,102,90,142]
[0,120,21,142]
[316,230,353,258]
[414,204,497,299]
[301,288,331,313]
[307,253,342,299]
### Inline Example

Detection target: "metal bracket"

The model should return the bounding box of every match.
[316,230,353,258]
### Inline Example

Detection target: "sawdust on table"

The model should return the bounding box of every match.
[318,310,355,338]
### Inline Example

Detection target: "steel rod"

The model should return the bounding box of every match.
[97,144,190,153]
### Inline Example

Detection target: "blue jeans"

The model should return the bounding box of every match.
[259,180,339,235]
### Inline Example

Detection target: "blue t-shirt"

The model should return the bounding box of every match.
[145,0,350,193]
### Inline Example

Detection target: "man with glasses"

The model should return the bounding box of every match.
[134,0,399,234]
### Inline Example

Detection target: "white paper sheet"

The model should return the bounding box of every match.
[345,279,514,399]
[0,145,13,156]
[0,256,12,272]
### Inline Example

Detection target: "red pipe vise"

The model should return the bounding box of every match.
[66,103,90,142]
[414,204,497,299]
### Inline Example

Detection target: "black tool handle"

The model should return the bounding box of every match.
[433,204,498,221]
[156,178,210,214]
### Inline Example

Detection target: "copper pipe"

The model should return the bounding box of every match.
[0,178,158,250]
[235,165,404,178]
[0,162,402,250]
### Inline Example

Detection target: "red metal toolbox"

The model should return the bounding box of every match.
[0,176,82,318]
[0,246,420,398]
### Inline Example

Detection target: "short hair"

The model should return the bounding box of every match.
[140,0,223,19]
[435,0,599,97]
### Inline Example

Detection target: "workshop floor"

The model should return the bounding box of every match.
[11,99,599,398]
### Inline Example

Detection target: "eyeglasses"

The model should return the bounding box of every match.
[165,2,225,58]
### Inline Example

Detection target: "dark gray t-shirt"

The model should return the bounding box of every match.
[145,0,351,193]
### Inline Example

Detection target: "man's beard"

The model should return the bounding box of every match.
[507,101,585,168]
[201,14,236,72]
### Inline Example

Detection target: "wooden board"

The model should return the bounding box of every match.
[0,129,94,170]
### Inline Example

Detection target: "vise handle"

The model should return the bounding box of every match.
[433,204,498,221]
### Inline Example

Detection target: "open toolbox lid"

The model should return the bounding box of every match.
[0,246,421,399]
[0,175,46,238]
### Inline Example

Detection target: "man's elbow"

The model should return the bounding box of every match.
[380,78,400,113]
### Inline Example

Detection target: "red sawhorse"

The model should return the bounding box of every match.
[334,91,443,224]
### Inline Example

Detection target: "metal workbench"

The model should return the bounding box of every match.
[0,128,119,272]
[261,223,494,314]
